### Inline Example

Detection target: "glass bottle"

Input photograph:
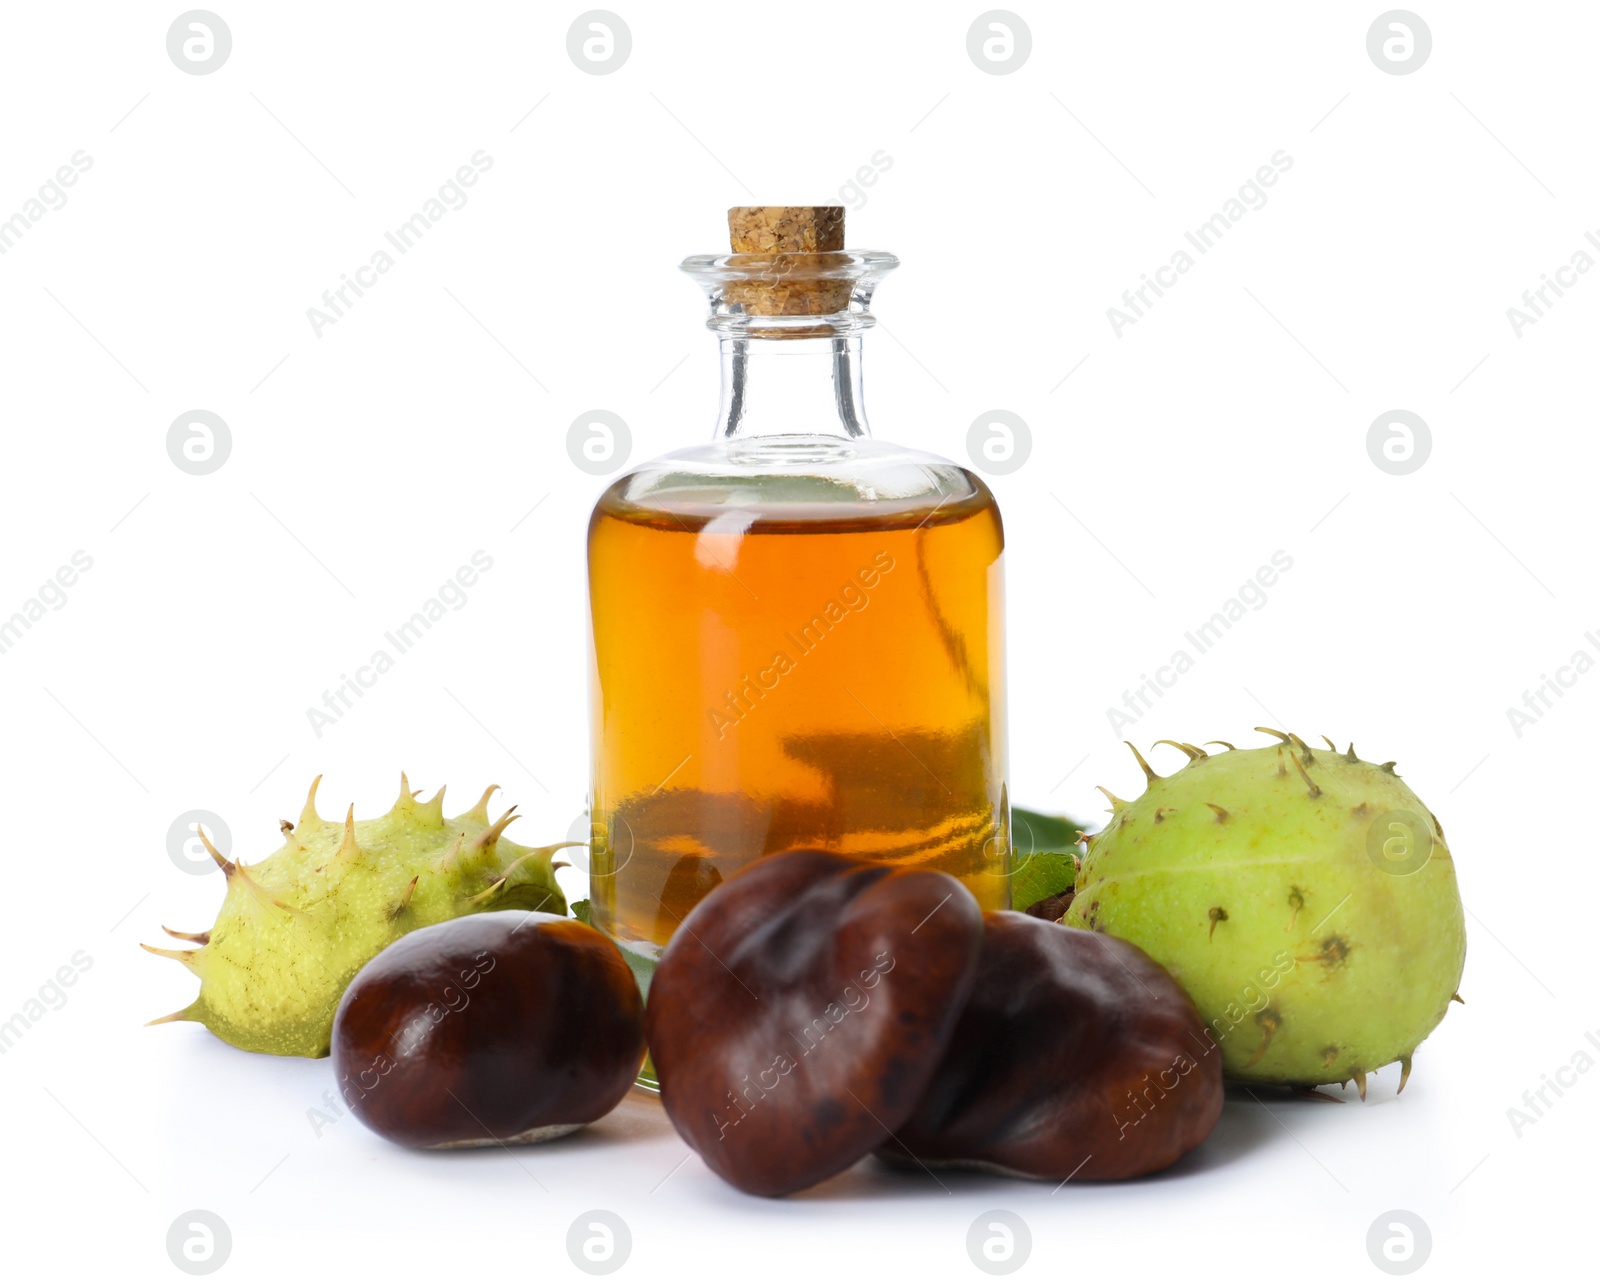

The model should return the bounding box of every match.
[586,207,1008,963]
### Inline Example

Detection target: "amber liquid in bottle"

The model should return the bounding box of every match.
[588,479,1008,952]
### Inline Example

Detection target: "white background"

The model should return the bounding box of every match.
[0,0,1591,1280]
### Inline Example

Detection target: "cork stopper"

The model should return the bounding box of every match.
[725,206,851,317]
[728,206,845,254]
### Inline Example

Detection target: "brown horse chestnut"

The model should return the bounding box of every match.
[332,911,644,1147]
[644,849,983,1196]
[879,912,1224,1180]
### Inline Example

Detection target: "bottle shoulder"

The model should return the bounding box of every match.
[592,437,1000,533]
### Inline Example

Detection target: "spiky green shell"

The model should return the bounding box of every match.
[1065,736,1465,1090]
[148,776,570,1058]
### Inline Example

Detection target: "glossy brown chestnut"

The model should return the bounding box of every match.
[880,912,1223,1180]
[332,911,644,1148]
[645,849,983,1197]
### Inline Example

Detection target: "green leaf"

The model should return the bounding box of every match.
[570,897,653,993]
[1010,806,1089,911]
[1012,806,1082,853]
[567,895,659,1088]
[617,940,657,999]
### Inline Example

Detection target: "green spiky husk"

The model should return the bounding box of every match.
[147,776,570,1058]
[1065,734,1465,1091]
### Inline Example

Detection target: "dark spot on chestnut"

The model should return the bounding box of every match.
[813,1096,846,1133]
[331,911,644,1149]
[644,849,983,1197]
[879,912,1224,1181]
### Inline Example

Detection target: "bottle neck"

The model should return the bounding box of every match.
[715,333,869,441]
